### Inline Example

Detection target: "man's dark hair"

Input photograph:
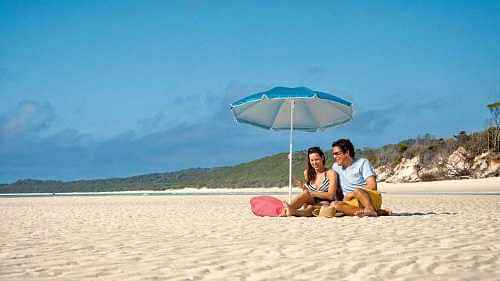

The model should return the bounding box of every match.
[332,138,355,158]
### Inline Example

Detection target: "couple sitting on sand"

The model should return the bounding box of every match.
[285,138,391,217]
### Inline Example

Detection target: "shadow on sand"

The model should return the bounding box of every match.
[390,211,457,216]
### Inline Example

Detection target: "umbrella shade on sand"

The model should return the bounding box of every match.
[230,86,353,202]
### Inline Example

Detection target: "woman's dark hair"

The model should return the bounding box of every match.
[305,146,326,183]
[331,138,355,158]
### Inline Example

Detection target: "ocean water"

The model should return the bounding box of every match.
[0,191,288,198]
[0,191,499,198]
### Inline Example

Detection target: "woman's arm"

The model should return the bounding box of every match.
[309,170,337,200]
[293,170,308,192]
[294,178,307,191]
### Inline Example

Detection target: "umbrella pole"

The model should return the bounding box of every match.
[288,99,295,203]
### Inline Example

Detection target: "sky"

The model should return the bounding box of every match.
[1,1,499,183]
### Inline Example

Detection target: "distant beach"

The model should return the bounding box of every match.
[1,177,499,198]
[1,177,499,281]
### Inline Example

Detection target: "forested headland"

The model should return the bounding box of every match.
[1,128,499,193]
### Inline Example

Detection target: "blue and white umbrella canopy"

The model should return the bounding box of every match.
[230,87,353,202]
[231,87,352,131]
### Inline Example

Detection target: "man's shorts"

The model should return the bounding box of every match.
[345,188,382,210]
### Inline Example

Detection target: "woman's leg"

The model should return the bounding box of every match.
[295,204,314,217]
[285,191,313,216]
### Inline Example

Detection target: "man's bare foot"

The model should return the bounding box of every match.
[377,208,393,216]
[355,208,378,217]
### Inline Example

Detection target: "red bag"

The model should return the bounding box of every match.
[250,196,285,217]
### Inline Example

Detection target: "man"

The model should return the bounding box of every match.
[330,139,390,217]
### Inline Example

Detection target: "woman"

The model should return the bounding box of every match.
[285,147,342,216]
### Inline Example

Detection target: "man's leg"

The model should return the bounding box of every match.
[332,201,391,217]
[352,188,377,217]
[332,201,363,216]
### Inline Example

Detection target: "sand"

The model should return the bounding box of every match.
[379,177,500,193]
[1,178,499,281]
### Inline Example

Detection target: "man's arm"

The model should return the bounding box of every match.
[365,175,377,191]
[344,177,375,201]
[344,192,355,201]
[361,159,377,191]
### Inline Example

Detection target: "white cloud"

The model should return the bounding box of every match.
[0,100,56,140]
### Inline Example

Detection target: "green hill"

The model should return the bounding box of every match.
[0,151,312,193]
[1,128,498,193]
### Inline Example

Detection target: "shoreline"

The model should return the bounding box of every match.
[1,177,499,198]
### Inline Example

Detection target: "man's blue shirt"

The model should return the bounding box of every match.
[332,158,376,193]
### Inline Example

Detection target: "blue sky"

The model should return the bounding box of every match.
[1,1,499,183]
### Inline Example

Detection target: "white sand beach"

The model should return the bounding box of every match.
[1,177,499,281]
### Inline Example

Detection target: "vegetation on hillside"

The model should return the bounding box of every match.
[359,129,498,175]
[1,128,499,193]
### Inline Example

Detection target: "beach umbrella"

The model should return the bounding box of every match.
[230,86,353,203]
